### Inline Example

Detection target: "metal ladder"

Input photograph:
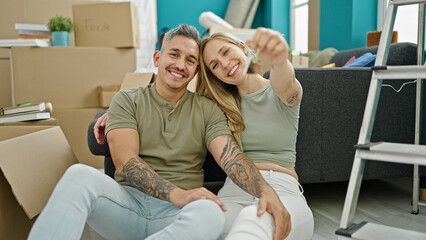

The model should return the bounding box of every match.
[335,1,426,239]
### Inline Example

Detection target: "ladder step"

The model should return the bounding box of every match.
[391,0,426,6]
[336,222,426,240]
[355,142,426,165]
[372,65,426,79]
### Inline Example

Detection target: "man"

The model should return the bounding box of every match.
[29,24,289,240]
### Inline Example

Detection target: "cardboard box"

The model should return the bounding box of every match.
[73,1,139,48]
[98,73,155,108]
[99,84,121,108]
[0,118,58,126]
[0,126,78,239]
[288,54,309,68]
[0,0,105,47]
[0,48,12,108]
[187,75,197,92]
[308,0,320,51]
[52,108,105,169]
[120,72,155,91]
[11,46,136,108]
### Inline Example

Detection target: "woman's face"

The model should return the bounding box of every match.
[202,38,248,85]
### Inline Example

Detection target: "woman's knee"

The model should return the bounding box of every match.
[238,205,273,223]
[183,200,225,237]
[226,205,275,240]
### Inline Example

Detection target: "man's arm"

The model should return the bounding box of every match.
[209,135,291,240]
[209,135,265,197]
[107,128,226,210]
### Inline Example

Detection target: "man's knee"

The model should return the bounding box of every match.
[62,164,103,184]
[64,163,96,178]
[57,164,105,194]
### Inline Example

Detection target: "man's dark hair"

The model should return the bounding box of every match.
[162,24,201,49]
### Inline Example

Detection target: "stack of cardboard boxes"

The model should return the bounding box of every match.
[0,1,139,238]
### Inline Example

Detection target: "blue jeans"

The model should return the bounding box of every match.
[28,164,225,240]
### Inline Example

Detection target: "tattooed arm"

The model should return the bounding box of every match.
[107,128,226,210]
[209,135,266,197]
[209,134,291,240]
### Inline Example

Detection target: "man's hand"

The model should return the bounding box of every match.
[170,187,227,211]
[94,112,108,144]
[257,188,291,240]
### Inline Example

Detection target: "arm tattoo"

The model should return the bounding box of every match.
[219,135,266,198]
[286,90,300,105]
[121,157,176,201]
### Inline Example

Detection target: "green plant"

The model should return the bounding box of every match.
[47,15,74,32]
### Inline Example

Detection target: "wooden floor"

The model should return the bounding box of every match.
[82,177,426,240]
[303,178,426,240]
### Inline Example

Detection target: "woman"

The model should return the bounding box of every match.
[196,27,314,240]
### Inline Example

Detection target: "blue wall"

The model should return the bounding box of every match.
[320,0,377,51]
[157,0,376,52]
[157,0,229,41]
[156,0,290,48]
[352,0,377,48]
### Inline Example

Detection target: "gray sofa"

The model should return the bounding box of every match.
[293,68,426,184]
[292,42,426,184]
[88,42,425,191]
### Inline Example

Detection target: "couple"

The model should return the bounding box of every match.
[28,24,313,240]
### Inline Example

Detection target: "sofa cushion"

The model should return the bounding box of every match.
[330,42,418,67]
[343,52,376,67]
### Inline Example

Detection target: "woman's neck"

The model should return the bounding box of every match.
[237,74,269,95]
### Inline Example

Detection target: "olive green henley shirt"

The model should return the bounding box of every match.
[105,83,231,190]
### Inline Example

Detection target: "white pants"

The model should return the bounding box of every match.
[218,170,314,240]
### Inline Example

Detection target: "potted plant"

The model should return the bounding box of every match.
[47,15,74,46]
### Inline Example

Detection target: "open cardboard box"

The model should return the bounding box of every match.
[120,72,156,91]
[288,54,309,68]
[98,72,156,108]
[0,126,78,239]
[99,84,121,108]
[52,108,105,169]
[96,71,198,108]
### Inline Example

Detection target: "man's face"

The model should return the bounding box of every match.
[153,35,199,92]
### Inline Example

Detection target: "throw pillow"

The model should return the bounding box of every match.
[301,47,339,67]
[343,52,376,67]
[344,56,356,66]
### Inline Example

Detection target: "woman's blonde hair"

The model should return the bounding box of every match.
[196,32,247,149]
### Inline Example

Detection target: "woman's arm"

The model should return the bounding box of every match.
[247,27,302,106]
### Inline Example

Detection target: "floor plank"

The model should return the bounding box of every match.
[303,178,426,240]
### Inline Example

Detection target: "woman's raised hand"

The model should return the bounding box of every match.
[246,27,289,68]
